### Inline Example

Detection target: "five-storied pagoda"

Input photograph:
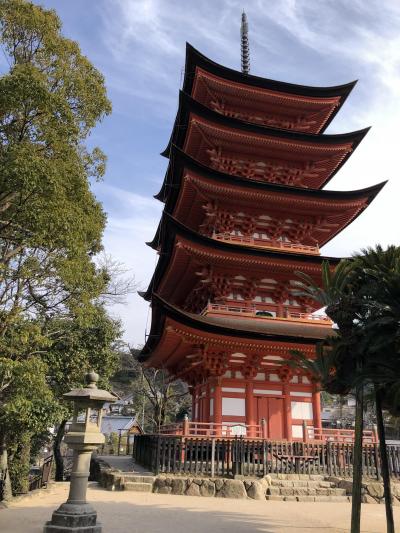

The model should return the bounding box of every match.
[139,14,385,440]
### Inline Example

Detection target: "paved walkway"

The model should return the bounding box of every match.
[97,454,135,472]
[1,482,399,532]
[97,455,154,476]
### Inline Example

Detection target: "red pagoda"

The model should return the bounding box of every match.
[139,42,385,441]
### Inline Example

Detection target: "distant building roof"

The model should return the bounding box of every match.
[100,416,141,434]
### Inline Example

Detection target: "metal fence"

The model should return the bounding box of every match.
[133,435,400,479]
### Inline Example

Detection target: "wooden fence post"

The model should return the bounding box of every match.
[155,436,161,475]
[211,438,215,478]
[327,441,332,477]
[117,429,122,456]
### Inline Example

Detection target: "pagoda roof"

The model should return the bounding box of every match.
[139,294,334,375]
[183,43,356,133]
[141,214,341,303]
[153,147,385,248]
[161,92,369,189]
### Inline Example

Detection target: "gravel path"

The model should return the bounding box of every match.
[0,481,398,533]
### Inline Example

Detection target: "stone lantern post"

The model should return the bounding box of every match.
[44,371,117,533]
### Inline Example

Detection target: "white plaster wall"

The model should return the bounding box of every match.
[292,425,303,438]
[222,397,245,417]
[291,401,313,419]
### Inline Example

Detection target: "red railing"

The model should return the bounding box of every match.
[202,303,332,324]
[159,421,263,438]
[286,311,331,323]
[159,420,378,444]
[213,233,320,255]
[310,427,377,444]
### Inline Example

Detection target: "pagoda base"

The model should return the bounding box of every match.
[191,374,321,441]
[44,503,101,533]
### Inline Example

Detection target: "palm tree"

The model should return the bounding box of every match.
[349,246,400,533]
[293,245,400,533]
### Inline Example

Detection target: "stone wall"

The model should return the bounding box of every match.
[326,476,400,505]
[153,476,270,499]
[93,457,400,504]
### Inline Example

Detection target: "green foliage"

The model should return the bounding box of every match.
[0,0,112,330]
[43,305,121,397]
[291,244,400,410]
[0,356,60,435]
[0,0,121,495]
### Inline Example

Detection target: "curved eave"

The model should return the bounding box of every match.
[146,222,161,250]
[162,91,368,158]
[151,147,386,249]
[140,213,342,301]
[139,294,333,361]
[155,146,386,217]
[183,43,356,132]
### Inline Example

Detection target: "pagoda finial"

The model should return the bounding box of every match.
[240,11,250,74]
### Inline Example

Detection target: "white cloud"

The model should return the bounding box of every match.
[96,183,159,211]
[92,182,162,345]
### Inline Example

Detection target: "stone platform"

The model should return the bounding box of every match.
[95,455,400,505]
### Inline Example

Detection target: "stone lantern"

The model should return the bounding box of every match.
[44,371,117,533]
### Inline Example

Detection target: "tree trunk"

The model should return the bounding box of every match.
[0,432,12,501]
[10,432,31,494]
[351,384,364,533]
[53,420,67,482]
[375,387,395,533]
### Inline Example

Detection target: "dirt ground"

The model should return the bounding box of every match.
[0,481,399,533]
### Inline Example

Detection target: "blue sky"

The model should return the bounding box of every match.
[35,0,399,346]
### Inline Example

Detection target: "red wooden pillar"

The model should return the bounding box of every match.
[312,386,321,431]
[283,382,292,440]
[204,383,210,423]
[191,388,196,421]
[245,381,254,437]
[214,380,222,436]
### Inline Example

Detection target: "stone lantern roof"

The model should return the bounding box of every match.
[63,371,118,404]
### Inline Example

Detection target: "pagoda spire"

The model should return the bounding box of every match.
[240,11,250,74]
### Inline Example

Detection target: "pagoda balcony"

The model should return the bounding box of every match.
[157,420,377,444]
[201,303,332,325]
[212,232,320,255]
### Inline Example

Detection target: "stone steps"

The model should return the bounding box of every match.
[124,482,153,493]
[122,475,156,484]
[266,494,351,502]
[267,477,348,498]
[268,474,325,481]
[270,480,335,488]
[270,487,347,497]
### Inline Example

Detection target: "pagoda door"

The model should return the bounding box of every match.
[256,397,285,439]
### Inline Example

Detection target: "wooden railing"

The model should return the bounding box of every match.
[310,427,377,444]
[286,311,331,323]
[202,303,332,324]
[213,233,320,255]
[160,420,377,444]
[28,455,53,491]
[133,435,400,479]
[159,420,263,438]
